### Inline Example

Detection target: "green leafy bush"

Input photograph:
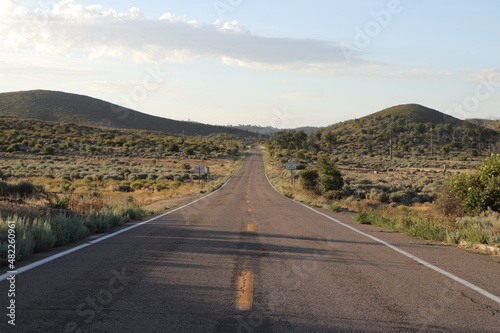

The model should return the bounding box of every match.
[298,169,318,190]
[443,154,500,215]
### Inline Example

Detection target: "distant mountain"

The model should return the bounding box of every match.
[232,125,321,135]
[231,125,280,136]
[0,90,256,137]
[314,104,498,157]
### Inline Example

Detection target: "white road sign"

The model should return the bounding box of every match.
[285,162,297,170]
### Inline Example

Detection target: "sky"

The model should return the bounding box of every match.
[1,0,499,128]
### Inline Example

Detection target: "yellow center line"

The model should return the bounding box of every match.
[247,208,253,212]
[247,224,256,232]
[236,271,254,311]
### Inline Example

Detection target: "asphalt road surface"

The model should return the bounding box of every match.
[1,147,499,332]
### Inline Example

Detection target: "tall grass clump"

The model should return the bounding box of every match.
[31,217,56,252]
[0,215,35,263]
[451,210,500,245]
[83,210,114,233]
[49,214,88,246]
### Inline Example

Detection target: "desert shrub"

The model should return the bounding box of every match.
[327,205,342,212]
[183,147,195,156]
[443,154,500,215]
[299,169,319,190]
[167,143,180,152]
[114,185,134,192]
[436,186,465,219]
[355,213,385,225]
[0,180,42,197]
[404,221,445,241]
[84,210,112,233]
[42,146,55,155]
[171,181,182,190]
[46,193,71,209]
[49,214,88,246]
[113,206,147,223]
[323,190,344,200]
[367,188,389,203]
[130,181,144,190]
[97,208,123,227]
[31,217,56,252]
[68,196,104,214]
[0,215,35,262]
[478,153,500,180]
[446,231,462,244]
[454,210,500,245]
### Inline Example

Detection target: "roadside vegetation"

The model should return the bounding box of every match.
[0,117,247,265]
[262,114,500,254]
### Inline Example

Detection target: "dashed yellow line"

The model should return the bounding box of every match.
[236,271,254,311]
[247,224,256,232]
[247,208,253,212]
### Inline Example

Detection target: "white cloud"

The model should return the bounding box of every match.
[466,69,500,84]
[0,0,361,73]
[0,0,435,78]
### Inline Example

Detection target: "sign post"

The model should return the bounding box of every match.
[194,166,205,184]
[285,162,297,186]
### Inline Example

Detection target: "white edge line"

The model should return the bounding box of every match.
[262,151,500,305]
[0,155,247,282]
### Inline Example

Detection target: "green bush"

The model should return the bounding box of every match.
[114,185,134,192]
[171,181,182,190]
[299,169,319,190]
[327,205,342,212]
[355,213,385,225]
[42,146,55,155]
[443,154,500,215]
[316,156,344,194]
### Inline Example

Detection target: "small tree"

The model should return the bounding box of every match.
[183,147,195,156]
[299,170,319,190]
[442,154,500,215]
[167,143,180,152]
[316,156,344,194]
[42,146,55,155]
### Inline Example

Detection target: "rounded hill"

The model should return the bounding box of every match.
[0,90,255,137]
[361,104,462,125]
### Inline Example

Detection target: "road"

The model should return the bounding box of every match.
[1,147,499,332]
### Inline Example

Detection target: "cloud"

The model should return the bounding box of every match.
[0,0,436,78]
[0,0,366,74]
[466,69,500,84]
